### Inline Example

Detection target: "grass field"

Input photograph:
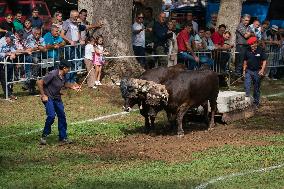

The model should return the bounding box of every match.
[0,79,284,189]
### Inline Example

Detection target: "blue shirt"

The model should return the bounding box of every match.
[44,32,64,59]
[29,17,43,28]
[0,37,16,59]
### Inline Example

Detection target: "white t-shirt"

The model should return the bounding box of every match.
[84,44,95,60]
[132,22,145,47]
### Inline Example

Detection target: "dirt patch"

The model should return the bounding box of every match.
[93,100,284,163]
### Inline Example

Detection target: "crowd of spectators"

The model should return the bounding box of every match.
[0,8,103,100]
[132,6,284,79]
[0,3,284,101]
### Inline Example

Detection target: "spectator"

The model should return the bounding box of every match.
[42,17,53,36]
[13,11,24,31]
[61,10,83,84]
[235,14,251,77]
[223,31,234,50]
[84,36,96,88]
[25,27,46,94]
[153,12,171,67]
[0,14,15,38]
[185,12,198,34]
[167,20,178,66]
[203,28,215,51]
[52,11,64,32]
[260,20,270,48]
[0,32,17,100]
[248,20,261,40]
[44,25,65,64]
[194,27,206,51]
[206,13,218,33]
[23,19,33,39]
[176,22,199,70]
[93,35,109,86]
[144,7,155,69]
[29,8,43,28]
[243,36,267,108]
[132,13,146,67]
[195,27,215,68]
[265,25,281,80]
[79,9,103,44]
[211,24,226,48]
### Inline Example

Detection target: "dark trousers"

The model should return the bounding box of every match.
[42,98,67,141]
[235,45,248,76]
[133,45,146,67]
[245,69,261,106]
[0,63,14,97]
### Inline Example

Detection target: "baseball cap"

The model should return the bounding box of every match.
[5,31,15,40]
[271,25,278,31]
[59,59,72,68]
[247,36,257,45]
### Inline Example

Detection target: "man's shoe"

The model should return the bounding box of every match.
[8,95,17,100]
[60,138,73,144]
[40,137,47,145]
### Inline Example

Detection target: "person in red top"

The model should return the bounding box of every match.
[177,22,199,70]
[211,24,226,48]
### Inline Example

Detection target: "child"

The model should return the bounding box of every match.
[93,35,109,86]
[84,36,96,88]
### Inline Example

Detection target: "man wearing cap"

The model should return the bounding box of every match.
[37,59,81,145]
[243,36,267,108]
[0,32,17,100]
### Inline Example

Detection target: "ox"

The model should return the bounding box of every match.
[120,64,187,132]
[146,69,219,136]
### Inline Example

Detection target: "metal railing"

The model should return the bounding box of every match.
[1,43,284,100]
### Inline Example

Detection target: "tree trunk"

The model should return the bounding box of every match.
[78,0,144,83]
[217,0,244,45]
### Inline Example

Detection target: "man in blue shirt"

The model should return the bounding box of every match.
[44,25,65,63]
[243,36,267,107]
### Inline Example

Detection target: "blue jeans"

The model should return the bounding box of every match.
[42,98,67,140]
[178,52,197,70]
[245,69,261,106]
[199,55,214,67]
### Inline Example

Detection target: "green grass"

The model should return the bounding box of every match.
[0,81,284,189]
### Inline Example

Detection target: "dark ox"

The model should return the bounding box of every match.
[120,64,187,131]
[148,69,219,136]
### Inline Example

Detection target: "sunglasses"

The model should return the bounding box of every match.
[138,17,144,19]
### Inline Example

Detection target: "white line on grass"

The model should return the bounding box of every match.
[0,110,137,139]
[263,92,284,98]
[195,163,284,189]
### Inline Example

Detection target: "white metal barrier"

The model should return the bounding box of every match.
[1,44,283,100]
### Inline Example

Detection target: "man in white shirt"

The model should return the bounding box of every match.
[132,13,146,68]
